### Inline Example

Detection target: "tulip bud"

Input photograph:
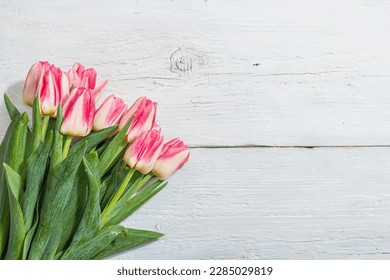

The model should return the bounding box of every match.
[50,66,70,104]
[38,66,70,116]
[152,138,190,180]
[123,129,164,174]
[93,94,127,131]
[68,62,85,87]
[22,61,51,106]
[68,62,108,101]
[119,97,157,143]
[60,87,95,136]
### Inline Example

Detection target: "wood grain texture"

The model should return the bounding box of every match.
[1,0,390,146]
[1,0,390,259]
[113,148,390,259]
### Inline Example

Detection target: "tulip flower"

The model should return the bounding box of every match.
[152,138,190,180]
[23,61,70,117]
[60,87,95,137]
[124,129,164,174]
[93,95,127,131]
[100,129,164,225]
[68,62,108,101]
[38,65,70,116]
[119,97,157,143]
[22,61,51,106]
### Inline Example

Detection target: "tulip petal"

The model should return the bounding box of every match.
[61,88,95,137]
[152,138,190,180]
[124,129,164,174]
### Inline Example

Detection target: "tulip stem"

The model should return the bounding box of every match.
[131,173,154,196]
[62,136,72,160]
[100,168,136,227]
[41,115,50,139]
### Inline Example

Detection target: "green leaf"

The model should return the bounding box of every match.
[2,163,24,202]
[0,114,28,257]
[32,96,43,152]
[0,117,18,258]
[100,170,118,209]
[93,228,164,260]
[60,225,126,260]
[63,153,101,256]
[100,170,143,225]
[107,181,167,226]
[4,93,21,120]
[22,131,53,231]
[57,163,88,251]
[41,223,62,260]
[99,121,132,176]
[22,201,40,260]
[57,151,100,251]
[7,112,29,179]
[70,125,118,155]
[49,106,63,171]
[99,175,110,203]
[28,141,87,259]
[3,164,25,259]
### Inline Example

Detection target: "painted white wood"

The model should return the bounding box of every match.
[1,0,390,146]
[1,0,390,259]
[113,148,390,259]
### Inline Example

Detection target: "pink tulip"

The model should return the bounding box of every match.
[38,66,70,116]
[119,97,157,143]
[22,61,51,106]
[152,138,190,180]
[68,62,108,101]
[60,87,95,136]
[123,129,164,174]
[50,66,70,104]
[93,94,127,131]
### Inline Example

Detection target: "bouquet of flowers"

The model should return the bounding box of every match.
[0,61,190,260]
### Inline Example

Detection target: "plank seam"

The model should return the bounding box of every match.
[190,145,390,149]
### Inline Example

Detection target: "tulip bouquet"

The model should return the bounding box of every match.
[0,61,190,260]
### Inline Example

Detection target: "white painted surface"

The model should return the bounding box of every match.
[121,148,390,259]
[1,0,390,259]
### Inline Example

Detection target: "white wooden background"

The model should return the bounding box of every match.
[1,0,390,259]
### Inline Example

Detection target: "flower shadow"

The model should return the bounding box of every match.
[3,80,27,112]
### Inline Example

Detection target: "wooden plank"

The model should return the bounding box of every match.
[1,0,390,146]
[113,147,390,259]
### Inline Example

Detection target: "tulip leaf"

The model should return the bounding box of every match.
[60,225,126,260]
[106,181,167,226]
[28,141,87,259]
[7,112,29,179]
[22,201,40,260]
[70,125,118,155]
[2,163,24,202]
[50,106,63,171]
[99,174,110,203]
[0,118,17,258]
[0,114,28,257]
[93,228,164,260]
[99,121,132,176]
[63,154,101,256]
[22,131,53,231]
[3,93,21,120]
[41,222,62,260]
[57,160,88,251]
[100,170,118,209]
[3,164,25,260]
[32,96,43,152]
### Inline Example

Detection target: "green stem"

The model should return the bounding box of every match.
[100,168,135,227]
[41,115,50,139]
[119,161,126,171]
[132,173,154,195]
[62,136,72,160]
